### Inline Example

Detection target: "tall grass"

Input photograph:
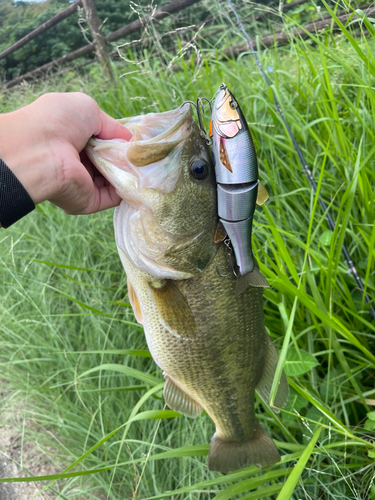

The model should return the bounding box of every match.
[0,1,374,498]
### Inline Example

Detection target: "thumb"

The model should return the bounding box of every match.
[96,110,132,141]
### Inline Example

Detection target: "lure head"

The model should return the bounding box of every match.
[211,83,244,139]
[211,84,258,185]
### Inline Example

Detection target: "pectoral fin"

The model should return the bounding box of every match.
[214,221,227,243]
[149,281,196,338]
[164,373,202,418]
[256,333,289,411]
[127,281,143,324]
[256,182,269,205]
[219,137,233,172]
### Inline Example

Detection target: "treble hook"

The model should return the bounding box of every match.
[180,97,212,145]
[196,97,212,140]
[216,238,239,278]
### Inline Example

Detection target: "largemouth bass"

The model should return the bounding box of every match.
[86,104,288,473]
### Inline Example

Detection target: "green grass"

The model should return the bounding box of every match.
[1,2,375,499]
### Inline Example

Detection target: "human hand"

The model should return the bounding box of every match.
[0,92,132,216]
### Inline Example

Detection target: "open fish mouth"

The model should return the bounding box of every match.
[86,105,193,199]
[118,105,191,144]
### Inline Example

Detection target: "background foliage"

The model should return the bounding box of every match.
[1,0,137,79]
[1,0,317,80]
[0,0,375,499]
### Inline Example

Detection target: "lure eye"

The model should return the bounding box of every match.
[229,100,237,110]
[190,160,210,181]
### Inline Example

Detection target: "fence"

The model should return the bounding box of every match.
[0,0,83,61]
[2,0,373,89]
[3,0,202,88]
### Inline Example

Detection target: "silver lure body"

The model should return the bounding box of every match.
[211,83,259,276]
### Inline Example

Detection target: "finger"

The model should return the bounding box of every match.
[89,183,122,213]
[93,174,106,189]
[85,160,110,189]
[97,110,132,141]
[80,150,95,179]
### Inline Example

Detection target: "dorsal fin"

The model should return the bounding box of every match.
[256,182,269,205]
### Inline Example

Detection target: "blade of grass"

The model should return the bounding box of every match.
[276,426,322,500]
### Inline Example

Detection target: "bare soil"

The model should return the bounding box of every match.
[0,384,58,500]
[0,423,57,500]
[0,386,105,500]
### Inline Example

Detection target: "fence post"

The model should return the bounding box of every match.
[81,0,115,83]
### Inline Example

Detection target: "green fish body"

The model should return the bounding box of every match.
[86,106,288,473]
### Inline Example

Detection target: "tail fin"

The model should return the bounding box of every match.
[208,423,280,473]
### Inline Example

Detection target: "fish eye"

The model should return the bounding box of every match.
[190,159,210,181]
[229,100,237,110]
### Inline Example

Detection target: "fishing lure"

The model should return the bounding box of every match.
[186,84,269,292]
[210,83,269,282]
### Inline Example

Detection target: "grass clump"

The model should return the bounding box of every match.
[1,2,375,499]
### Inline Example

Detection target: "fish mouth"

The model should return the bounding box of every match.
[86,105,193,199]
[118,105,192,144]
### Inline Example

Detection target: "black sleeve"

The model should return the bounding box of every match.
[0,158,35,228]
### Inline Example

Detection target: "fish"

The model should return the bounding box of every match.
[85,103,289,474]
[210,83,270,294]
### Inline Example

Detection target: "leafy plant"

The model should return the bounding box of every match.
[0,1,374,498]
